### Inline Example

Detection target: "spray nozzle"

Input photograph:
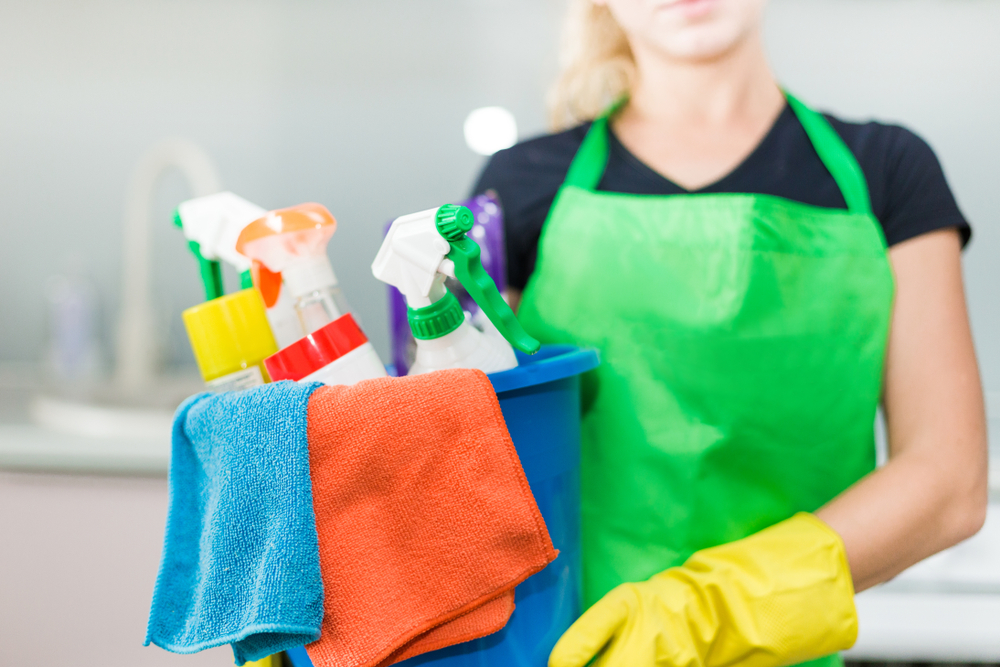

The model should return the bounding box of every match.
[173,192,266,301]
[236,203,338,309]
[373,205,540,355]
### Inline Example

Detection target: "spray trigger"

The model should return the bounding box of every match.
[435,206,540,355]
[190,241,224,301]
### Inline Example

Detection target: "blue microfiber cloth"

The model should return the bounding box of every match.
[145,381,324,665]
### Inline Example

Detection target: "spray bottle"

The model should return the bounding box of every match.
[372,204,539,375]
[236,203,351,336]
[174,192,304,347]
[263,313,387,387]
[182,288,278,392]
[386,192,506,375]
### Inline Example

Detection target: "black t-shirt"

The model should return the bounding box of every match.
[472,104,971,291]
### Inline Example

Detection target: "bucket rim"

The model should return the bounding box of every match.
[487,345,599,395]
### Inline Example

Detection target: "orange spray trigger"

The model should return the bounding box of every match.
[252,260,283,308]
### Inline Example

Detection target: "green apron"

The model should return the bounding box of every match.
[517,94,894,665]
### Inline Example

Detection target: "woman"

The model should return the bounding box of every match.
[473,1,987,666]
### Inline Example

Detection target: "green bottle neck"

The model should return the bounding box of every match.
[407,290,464,340]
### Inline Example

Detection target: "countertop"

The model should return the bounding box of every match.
[0,423,169,475]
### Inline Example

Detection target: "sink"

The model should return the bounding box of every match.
[0,368,199,475]
[28,374,200,440]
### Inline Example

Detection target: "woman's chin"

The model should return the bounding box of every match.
[654,29,747,62]
[641,0,764,62]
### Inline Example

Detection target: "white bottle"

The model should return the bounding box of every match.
[371,204,539,376]
[263,314,387,386]
[407,304,517,375]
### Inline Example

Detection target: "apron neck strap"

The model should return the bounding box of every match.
[785,92,873,215]
[562,98,626,191]
[562,93,874,216]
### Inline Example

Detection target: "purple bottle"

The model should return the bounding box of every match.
[386,191,507,376]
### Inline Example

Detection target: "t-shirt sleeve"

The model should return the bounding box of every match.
[471,149,548,291]
[470,128,583,290]
[872,125,971,248]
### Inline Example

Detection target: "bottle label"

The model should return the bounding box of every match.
[206,366,265,393]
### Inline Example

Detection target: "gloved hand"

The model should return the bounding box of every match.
[549,513,857,667]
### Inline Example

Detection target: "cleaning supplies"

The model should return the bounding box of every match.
[175,192,304,347]
[145,382,325,665]
[237,203,351,336]
[386,192,507,375]
[372,204,539,375]
[396,345,598,667]
[264,314,387,387]
[174,191,265,299]
[146,364,561,667]
[182,288,278,392]
[244,658,280,667]
[303,370,557,667]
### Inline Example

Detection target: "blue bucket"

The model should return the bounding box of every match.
[287,345,599,667]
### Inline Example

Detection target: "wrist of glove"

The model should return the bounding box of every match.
[549,512,858,667]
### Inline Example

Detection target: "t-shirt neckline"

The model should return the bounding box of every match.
[604,102,794,195]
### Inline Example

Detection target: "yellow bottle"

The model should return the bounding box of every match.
[183,287,278,391]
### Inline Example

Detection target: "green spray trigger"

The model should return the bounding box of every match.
[190,241,224,301]
[174,209,224,301]
[435,206,540,355]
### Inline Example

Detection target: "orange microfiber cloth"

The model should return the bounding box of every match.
[304,368,559,667]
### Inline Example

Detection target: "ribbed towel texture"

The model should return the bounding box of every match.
[145,381,325,665]
[304,369,558,667]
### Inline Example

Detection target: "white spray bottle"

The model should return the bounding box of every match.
[174,191,304,347]
[236,203,352,337]
[372,204,539,375]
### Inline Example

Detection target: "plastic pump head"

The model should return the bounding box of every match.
[173,191,266,300]
[236,203,338,308]
[372,204,540,355]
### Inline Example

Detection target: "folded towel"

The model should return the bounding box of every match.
[145,381,325,665]
[304,369,558,667]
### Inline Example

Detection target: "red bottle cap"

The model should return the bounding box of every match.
[264,313,369,382]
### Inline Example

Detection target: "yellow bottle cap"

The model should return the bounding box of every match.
[182,288,279,382]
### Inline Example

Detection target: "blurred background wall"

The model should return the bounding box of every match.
[0,0,563,376]
[1,0,997,387]
[0,1,998,665]
[767,0,1000,392]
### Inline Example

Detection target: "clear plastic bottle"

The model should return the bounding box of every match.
[280,254,352,334]
[237,203,353,337]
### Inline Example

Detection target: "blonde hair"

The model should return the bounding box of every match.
[547,0,636,131]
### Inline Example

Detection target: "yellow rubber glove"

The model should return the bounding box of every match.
[549,513,857,667]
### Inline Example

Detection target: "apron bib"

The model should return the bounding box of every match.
[518,94,894,665]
